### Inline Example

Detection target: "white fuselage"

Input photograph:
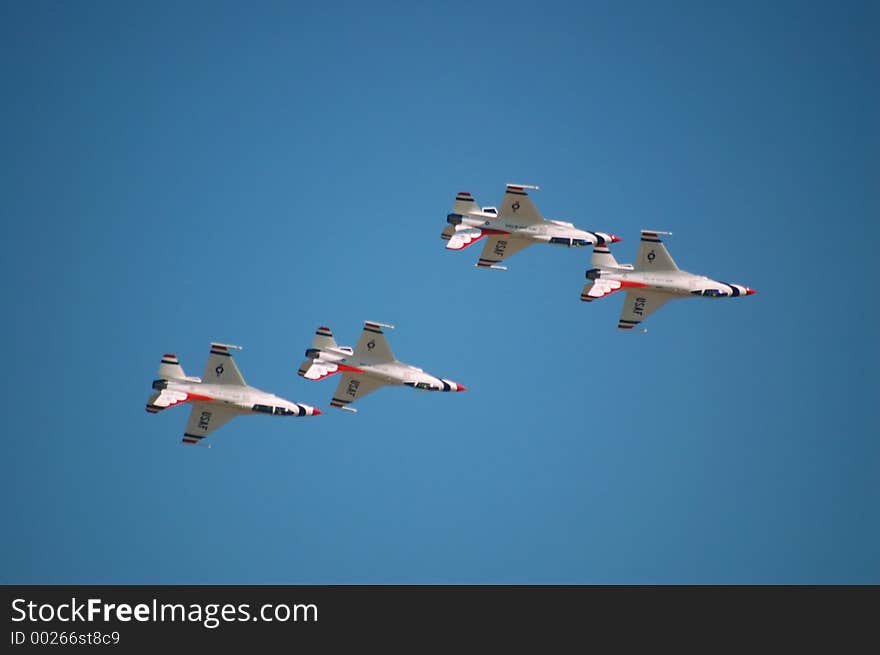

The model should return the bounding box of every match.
[454,210,615,247]
[151,378,316,416]
[309,347,464,392]
[588,266,754,299]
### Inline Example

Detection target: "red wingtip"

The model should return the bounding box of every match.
[610,235,622,243]
[746,288,757,295]
[318,326,330,331]
[312,408,322,416]
[457,384,467,392]
[163,353,176,359]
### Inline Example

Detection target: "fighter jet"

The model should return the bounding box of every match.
[441,183,620,270]
[297,321,466,411]
[581,230,757,330]
[146,342,321,446]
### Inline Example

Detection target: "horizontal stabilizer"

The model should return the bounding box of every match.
[298,359,363,381]
[446,226,485,250]
[581,279,622,301]
[145,387,213,413]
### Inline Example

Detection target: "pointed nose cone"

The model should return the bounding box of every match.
[312,408,322,416]
[441,378,467,392]
[746,287,757,295]
[610,235,622,243]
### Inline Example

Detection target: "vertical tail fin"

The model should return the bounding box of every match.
[453,192,481,215]
[158,354,186,380]
[591,243,620,268]
[312,326,338,350]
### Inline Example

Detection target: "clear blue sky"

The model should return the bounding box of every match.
[2,1,877,583]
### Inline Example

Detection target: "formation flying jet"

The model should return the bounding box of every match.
[298,321,466,411]
[441,183,619,270]
[146,342,320,446]
[581,230,757,330]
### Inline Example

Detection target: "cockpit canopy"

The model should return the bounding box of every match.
[253,404,296,415]
[692,288,727,297]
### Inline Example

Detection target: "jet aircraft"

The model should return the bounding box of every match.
[298,321,466,411]
[441,183,619,269]
[146,342,320,446]
[581,230,757,329]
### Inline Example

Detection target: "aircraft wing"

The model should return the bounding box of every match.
[202,343,246,386]
[499,184,542,223]
[181,402,239,445]
[330,372,388,410]
[634,231,679,272]
[617,290,673,329]
[353,321,395,363]
[476,236,533,268]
